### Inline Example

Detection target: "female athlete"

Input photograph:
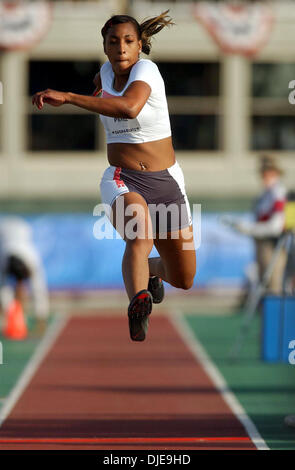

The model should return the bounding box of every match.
[32,11,196,342]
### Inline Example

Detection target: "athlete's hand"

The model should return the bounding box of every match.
[32,89,68,110]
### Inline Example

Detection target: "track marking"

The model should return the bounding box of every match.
[0,437,252,444]
[169,311,269,451]
[0,314,69,429]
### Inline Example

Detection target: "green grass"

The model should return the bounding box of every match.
[0,317,50,406]
[185,314,295,450]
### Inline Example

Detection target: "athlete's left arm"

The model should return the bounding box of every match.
[32,81,151,119]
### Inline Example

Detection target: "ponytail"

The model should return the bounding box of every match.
[101,10,174,55]
[139,10,174,55]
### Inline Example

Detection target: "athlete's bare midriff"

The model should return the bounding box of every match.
[107,136,175,171]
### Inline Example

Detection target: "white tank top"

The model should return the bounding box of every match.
[99,59,171,144]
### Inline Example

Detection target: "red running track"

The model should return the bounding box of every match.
[0,315,256,450]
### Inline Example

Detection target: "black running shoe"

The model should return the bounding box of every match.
[148,276,165,304]
[128,290,153,342]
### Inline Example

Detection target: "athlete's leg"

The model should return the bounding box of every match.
[112,191,154,300]
[149,225,196,290]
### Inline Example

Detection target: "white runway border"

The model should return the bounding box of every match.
[169,310,269,451]
[0,314,69,429]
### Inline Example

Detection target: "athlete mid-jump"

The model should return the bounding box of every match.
[32,11,196,342]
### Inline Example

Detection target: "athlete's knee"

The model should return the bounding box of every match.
[172,261,196,289]
[177,276,194,290]
[171,272,195,290]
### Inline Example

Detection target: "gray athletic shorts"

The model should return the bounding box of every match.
[100,160,192,234]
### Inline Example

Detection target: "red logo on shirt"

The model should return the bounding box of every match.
[102,90,115,98]
[113,167,125,188]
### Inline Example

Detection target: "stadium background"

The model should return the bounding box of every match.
[0,0,294,451]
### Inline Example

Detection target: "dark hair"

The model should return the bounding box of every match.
[101,10,174,55]
[5,255,31,281]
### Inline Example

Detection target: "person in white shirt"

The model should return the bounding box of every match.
[32,11,196,342]
[225,155,287,294]
[0,217,49,324]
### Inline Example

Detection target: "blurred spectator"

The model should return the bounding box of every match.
[226,155,287,295]
[0,217,50,327]
[284,191,295,295]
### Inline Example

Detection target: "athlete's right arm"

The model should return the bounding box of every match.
[32,80,151,119]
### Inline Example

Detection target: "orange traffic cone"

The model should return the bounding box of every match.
[2,300,28,340]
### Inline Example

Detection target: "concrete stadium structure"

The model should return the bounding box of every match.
[0,0,294,200]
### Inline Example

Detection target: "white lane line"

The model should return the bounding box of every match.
[0,314,69,428]
[169,310,269,451]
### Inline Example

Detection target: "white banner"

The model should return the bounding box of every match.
[193,1,274,57]
[0,1,52,51]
